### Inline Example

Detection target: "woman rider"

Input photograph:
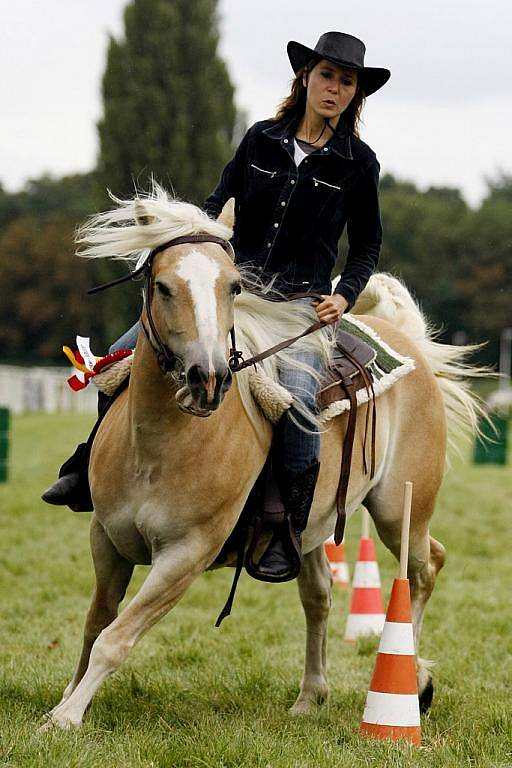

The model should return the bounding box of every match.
[42,31,390,582]
[203,32,390,580]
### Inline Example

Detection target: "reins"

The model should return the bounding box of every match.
[228,318,325,373]
[227,290,327,371]
[88,235,326,377]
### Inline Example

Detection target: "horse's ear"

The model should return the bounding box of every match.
[217,197,235,229]
[135,200,158,226]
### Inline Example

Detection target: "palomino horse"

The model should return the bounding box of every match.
[42,187,481,730]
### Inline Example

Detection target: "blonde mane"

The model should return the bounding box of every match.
[75,182,233,264]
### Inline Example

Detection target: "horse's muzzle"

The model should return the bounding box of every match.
[186,363,232,411]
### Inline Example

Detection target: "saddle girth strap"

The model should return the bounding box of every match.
[334,376,357,545]
[333,344,377,545]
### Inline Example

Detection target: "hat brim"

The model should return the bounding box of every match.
[287,40,390,97]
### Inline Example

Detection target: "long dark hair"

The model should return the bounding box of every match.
[274,60,366,137]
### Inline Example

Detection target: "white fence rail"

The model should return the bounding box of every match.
[0,365,96,414]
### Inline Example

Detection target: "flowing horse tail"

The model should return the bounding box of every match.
[352,272,490,448]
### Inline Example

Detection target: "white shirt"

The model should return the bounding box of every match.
[293,139,309,166]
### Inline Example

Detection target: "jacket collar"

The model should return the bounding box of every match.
[262,112,353,160]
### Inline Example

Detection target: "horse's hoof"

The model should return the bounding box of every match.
[419,678,434,713]
[289,688,328,716]
[38,712,79,732]
[289,699,313,716]
[38,716,58,733]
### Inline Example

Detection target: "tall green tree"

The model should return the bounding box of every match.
[95,0,239,340]
[97,0,237,206]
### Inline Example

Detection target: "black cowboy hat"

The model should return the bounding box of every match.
[287,32,390,96]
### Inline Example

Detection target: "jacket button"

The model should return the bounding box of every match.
[323,147,328,152]
[283,139,289,144]
[281,201,285,207]
[267,242,272,247]
[273,222,279,228]
[291,179,296,185]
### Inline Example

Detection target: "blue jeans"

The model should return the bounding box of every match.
[275,348,324,477]
[109,322,140,353]
[274,297,327,477]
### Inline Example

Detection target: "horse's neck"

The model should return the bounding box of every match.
[128,334,182,443]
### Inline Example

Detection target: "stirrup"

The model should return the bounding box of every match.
[245,515,301,583]
[246,459,320,582]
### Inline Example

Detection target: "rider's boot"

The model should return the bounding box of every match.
[41,442,93,511]
[41,391,111,511]
[253,459,320,582]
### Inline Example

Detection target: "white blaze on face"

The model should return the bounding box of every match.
[176,250,221,369]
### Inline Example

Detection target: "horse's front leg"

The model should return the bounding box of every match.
[290,544,332,715]
[49,516,134,715]
[40,531,213,731]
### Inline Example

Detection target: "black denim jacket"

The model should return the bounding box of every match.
[204,113,382,308]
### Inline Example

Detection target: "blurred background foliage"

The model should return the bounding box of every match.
[0,0,510,364]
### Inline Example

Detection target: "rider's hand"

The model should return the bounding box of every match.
[314,294,349,325]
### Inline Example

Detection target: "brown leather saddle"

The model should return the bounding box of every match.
[214,325,377,625]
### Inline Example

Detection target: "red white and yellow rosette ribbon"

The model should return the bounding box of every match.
[63,336,132,391]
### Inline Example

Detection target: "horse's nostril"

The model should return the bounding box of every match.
[187,364,207,389]
[218,365,232,390]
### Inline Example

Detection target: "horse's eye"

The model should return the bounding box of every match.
[231,282,242,296]
[155,281,172,299]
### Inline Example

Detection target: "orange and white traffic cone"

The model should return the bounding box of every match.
[324,535,350,587]
[359,577,421,744]
[359,482,421,745]
[344,533,385,641]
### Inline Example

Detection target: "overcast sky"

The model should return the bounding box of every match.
[2,0,511,206]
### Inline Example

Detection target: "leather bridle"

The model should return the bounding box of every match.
[89,234,237,382]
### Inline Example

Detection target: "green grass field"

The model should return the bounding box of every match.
[0,413,511,767]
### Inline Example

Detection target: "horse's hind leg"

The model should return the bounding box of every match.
[49,516,134,713]
[365,486,446,711]
[290,544,332,715]
[409,532,445,711]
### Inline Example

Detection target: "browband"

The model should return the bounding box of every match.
[88,234,232,294]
